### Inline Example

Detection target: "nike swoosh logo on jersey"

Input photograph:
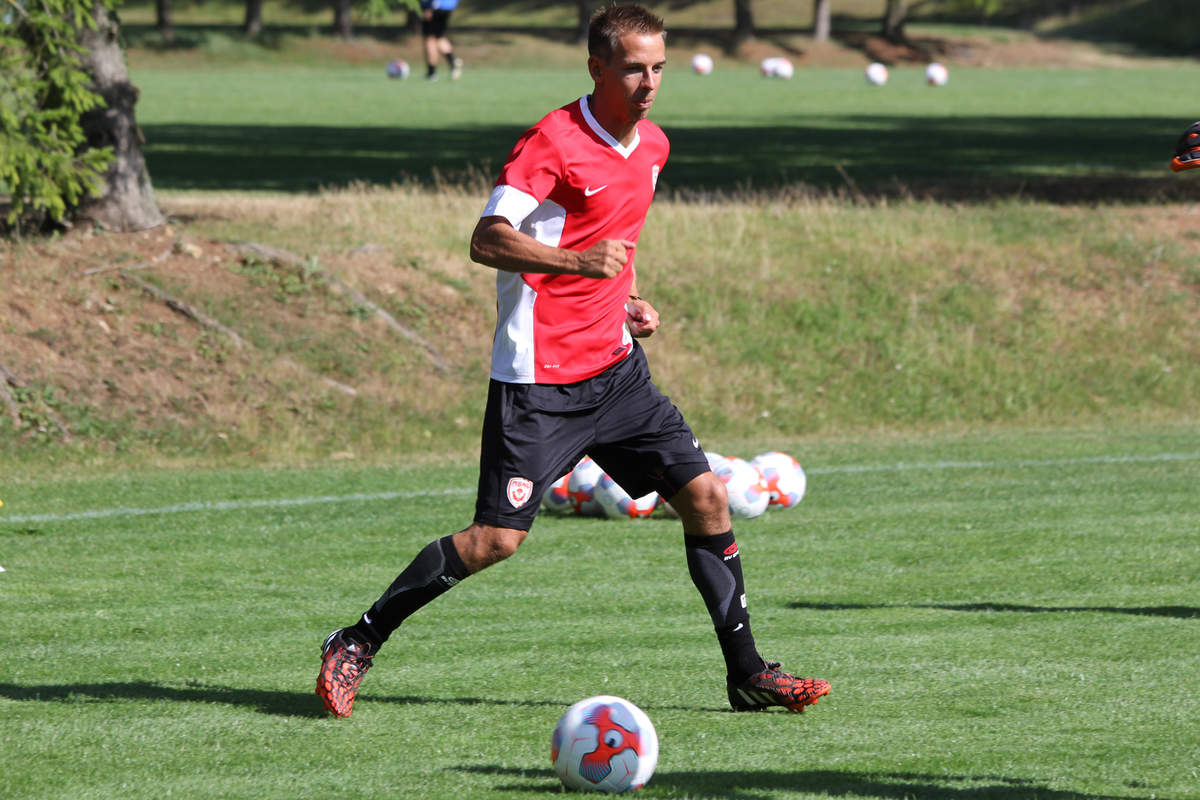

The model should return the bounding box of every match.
[584,185,608,196]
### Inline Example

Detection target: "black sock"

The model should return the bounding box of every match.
[426,64,436,77]
[445,51,456,67]
[685,531,765,683]
[351,535,469,648]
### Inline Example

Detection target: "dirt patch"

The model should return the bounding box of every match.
[0,197,494,455]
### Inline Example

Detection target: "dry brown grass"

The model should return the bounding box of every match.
[3,185,1198,466]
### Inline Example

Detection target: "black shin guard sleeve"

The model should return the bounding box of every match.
[684,531,763,681]
[353,535,469,646]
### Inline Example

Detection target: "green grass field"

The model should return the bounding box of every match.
[129,62,1200,194]
[2,426,1198,799]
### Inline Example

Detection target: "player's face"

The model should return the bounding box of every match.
[589,31,666,128]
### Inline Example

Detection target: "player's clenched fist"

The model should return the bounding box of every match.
[575,239,635,278]
[626,296,659,338]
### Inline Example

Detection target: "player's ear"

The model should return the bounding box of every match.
[587,55,605,83]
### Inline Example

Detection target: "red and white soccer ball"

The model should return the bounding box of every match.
[925,62,949,86]
[552,695,658,793]
[760,57,794,79]
[865,62,889,86]
[567,457,606,517]
[656,495,680,518]
[594,473,660,520]
[690,53,714,75]
[385,59,410,79]
[542,472,575,516]
[713,456,770,519]
[750,451,807,508]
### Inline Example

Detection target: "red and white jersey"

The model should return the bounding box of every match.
[481,96,669,384]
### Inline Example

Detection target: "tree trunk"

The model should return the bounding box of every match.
[76,4,164,232]
[882,0,907,43]
[814,0,831,42]
[244,0,263,37]
[733,0,755,42]
[332,0,353,39]
[155,0,174,44]
[575,0,591,44]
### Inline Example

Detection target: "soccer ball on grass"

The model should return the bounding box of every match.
[690,53,714,75]
[760,57,794,79]
[750,451,807,508]
[713,456,770,519]
[594,473,659,519]
[542,472,575,515]
[385,59,410,79]
[567,457,606,517]
[552,695,658,793]
[865,62,888,85]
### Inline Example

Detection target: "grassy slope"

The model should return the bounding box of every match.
[2,187,1198,470]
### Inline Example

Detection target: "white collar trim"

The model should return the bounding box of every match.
[579,96,639,159]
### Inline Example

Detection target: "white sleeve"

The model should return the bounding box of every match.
[481,184,541,230]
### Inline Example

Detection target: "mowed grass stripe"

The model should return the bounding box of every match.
[1,450,1195,525]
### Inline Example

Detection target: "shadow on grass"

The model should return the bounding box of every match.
[788,601,1200,619]
[0,681,724,717]
[455,764,1153,799]
[0,681,329,718]
[140,116,1200,202]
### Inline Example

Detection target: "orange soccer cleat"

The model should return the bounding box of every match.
[315,628,376,717]
[727,661,830,713]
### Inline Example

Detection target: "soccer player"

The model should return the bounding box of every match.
[419,0,462,82]
[316,3,830,718]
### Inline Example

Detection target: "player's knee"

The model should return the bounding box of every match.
[457,525,526,571]
[484,527,526,563]
[671,471,730,531]
[689,472,728,517]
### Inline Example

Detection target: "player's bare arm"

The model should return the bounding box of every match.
[470,215,633,279]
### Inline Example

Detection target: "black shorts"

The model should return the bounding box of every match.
[422,10,451,37]
[474,342,710,530]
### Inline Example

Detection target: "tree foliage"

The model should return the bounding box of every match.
[1,0,115,229]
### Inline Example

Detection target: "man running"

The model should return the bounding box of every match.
[316,3,830,718]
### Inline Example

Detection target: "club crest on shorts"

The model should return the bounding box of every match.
[507,477,534,508]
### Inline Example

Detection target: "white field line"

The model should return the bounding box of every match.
[0,489,472,525]
[810,451,1200,474]
[0,452,1196,526]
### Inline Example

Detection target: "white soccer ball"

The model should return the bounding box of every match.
[655,495,680,518]
[567,457,606,517]
[750,451,807,508]
[552,695,658,793]
[595,473,659,520]
[760,57,793,79]
[925,61,949,86]
[865,62,889,86]
[542,472,575,516]
[690,53,714,75]
[713,456,770,519]
[385,59,410,80]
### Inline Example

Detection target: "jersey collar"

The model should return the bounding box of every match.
[579,96,640,159]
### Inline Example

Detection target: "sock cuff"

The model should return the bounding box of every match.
[684,530,735,551]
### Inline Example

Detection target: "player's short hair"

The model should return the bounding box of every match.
[588,4,666,63]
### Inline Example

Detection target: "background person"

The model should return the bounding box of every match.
[420,0,462,81]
